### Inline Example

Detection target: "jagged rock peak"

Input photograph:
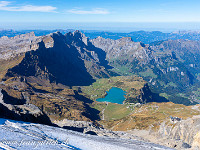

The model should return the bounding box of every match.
[73,30,84,35]
[64,30,86,38]
[94,36,107,41]
[12,32,36,40]
[73,30,88,39]
[43,31,67,48]
[117,37,133,42]
[49,31,63,37]
[0,32,36,41]
[66,30,89,45]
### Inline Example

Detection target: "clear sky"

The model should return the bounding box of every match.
[0,0,200,31]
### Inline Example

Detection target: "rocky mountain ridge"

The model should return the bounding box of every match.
[0,32,42,60]
[91,36,151,63]
[1,31,114,86]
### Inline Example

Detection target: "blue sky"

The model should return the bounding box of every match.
[0,0,200,31]
[0,0,200,22]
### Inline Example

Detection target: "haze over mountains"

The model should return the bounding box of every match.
[2,29,200,44]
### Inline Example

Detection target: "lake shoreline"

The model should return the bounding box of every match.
[96,87,126,104]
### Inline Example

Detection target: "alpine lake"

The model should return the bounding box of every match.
[96,87,126,104]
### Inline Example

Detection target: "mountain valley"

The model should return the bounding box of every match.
[1,30,200,149]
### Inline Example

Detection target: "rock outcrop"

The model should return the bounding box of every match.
[0,88,52,125]
[158,115,200,149]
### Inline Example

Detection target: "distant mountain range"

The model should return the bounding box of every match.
[2,29,200,44]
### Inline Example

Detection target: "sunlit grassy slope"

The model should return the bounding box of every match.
[100,102,200,131]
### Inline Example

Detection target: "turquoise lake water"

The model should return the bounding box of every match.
[96,87,126,104]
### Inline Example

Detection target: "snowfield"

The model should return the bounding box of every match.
[0,118,173,150]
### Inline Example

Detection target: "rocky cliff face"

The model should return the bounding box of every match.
[158,114,200,149]
[150,39,200,84]
[91,36,152,64]
[65,31,116,78]
[0,32,41,60]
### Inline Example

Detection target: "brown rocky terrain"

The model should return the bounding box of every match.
[100,102,200,149]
